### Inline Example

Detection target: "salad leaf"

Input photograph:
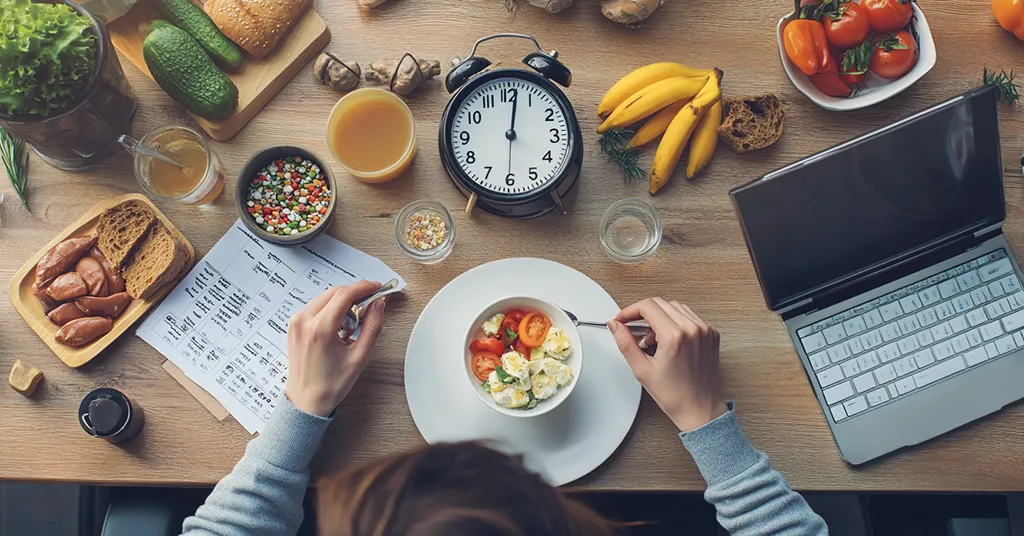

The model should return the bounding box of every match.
[495,366,514,384]
[481,381,490,392]
[0,0,98,117]
[526,391,538,409]
[503,327,517,341]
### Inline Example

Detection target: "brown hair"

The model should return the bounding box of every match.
[316,442,625,536]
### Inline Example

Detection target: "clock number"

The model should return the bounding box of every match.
[542,150,553,163]
[549,129,560,143]
[505,173,515,186]
[483,94,495,109]
[544,108,555,122]
[466,151,476,164]
[529,167,538,181]
[469,110,482,124]
[459,131,470,143]
[484,166,492,180]
[501,88,517,103]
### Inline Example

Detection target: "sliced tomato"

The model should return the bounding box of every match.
[470,337,505,355]
[518,311,551,348]
[513,340,531,356]
[502,309,526,332]
[472,352,500,381]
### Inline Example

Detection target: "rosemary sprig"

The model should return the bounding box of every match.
[599,128,645,182]
[0,127,29,211]
[984,67,1019,106]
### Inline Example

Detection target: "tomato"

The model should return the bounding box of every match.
[810,49,855,97]
[502,310,526,332]
[870,31,918,79]
[821,1,870,50]
[470,337,505,355]
[518,312,551,348]
[513,340,531,357]
[862,0,913,33]
[472,352,500,381]
[839,40,873,87]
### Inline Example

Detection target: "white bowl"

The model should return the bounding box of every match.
[463,297,583,418]
[776,4,936,111]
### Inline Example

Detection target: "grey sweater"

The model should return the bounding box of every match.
[181,400,828,535]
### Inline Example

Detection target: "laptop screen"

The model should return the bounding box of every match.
[731,86,1005,312]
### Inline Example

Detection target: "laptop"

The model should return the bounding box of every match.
[730,85,1024,464]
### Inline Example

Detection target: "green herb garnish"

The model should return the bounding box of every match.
[503,327,517,342]
[495,366,514,384]
[599,128,644,182]
[481,381,491,392]
[526,390,537,409]
[984,67,1020,106]
[0,128,28,211]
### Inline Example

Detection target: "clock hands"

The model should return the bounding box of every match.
[505,88,518,141]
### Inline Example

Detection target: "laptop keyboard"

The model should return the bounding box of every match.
[797,249,1023,423]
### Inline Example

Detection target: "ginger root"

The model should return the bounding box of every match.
[314,53,361,92]
[526,0,574,13]
[365,56,441,96]
[601,0,664,25]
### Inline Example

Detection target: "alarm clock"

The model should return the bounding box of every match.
[439,33,583,219]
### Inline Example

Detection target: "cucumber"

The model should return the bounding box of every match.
[143,21,238,120]
[155,0,242,70]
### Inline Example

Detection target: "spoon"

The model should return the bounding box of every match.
[339,278,401,338]
[118,134,186,168]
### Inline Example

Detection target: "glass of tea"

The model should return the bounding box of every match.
[121,125,225,205]
[327,88,416,183]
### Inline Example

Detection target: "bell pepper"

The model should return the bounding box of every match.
[810,49,855,97]
[784,18,833,76]
[993,0,1024,40]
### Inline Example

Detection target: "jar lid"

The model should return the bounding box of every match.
[79,388,130,437]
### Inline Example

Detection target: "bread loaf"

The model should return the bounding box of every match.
[717,94,785,153]
[204,0,309,59]
[124,225,189,300]
[97,200,157,269]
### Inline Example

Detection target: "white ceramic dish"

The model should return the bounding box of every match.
[776,4,937,111]
[464,297,583,418]
[404,258,642,486]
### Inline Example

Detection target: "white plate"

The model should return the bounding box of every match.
[404,258,642,486]
[776,4,937,111]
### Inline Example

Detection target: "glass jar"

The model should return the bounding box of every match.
[122,125,225,206]
[395,200,455,264]
[0,0,137,171]
[600,199,663,264]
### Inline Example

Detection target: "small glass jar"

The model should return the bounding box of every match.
[600,198,662,264]
[396,200,455,264]
[123,125,224,206]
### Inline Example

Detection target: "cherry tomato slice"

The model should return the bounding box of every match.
[502,310,526,332]
[513,340,531,357]
[518,312,551,348]
[472,352,500,381]
[470,337,505,355]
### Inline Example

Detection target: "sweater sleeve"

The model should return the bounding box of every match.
[680,404,828,535]
[180,397,332,536]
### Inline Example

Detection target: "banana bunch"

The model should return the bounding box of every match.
[598,62,724,194]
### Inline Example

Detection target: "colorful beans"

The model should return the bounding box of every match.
[246,157,331,236]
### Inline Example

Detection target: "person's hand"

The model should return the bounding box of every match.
[285,281,386,417]
[607,298,728,432]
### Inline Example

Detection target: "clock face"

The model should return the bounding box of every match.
[449,77,571,195]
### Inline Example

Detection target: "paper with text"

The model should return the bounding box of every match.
[138,220,405,433]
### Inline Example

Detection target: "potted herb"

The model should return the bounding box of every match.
[0,0,137,171]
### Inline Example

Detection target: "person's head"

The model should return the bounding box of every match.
[316,442,623,536]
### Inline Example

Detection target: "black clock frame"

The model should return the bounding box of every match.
[439,68,583,219]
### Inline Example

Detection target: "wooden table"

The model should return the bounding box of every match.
[2,0,1024,492]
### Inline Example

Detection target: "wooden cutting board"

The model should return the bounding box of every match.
[107,0,330,141]
[9,194,195,368]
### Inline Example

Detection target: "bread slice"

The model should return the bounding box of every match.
[97,200,157,270]
[717,94,785,153]
[123,225,188,300]
[204,0,309,58]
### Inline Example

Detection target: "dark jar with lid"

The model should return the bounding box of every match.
[0,0,137,171]
[79,388,145,444]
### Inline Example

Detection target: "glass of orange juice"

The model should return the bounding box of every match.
[327,88,416,183]
[121,125,225,205]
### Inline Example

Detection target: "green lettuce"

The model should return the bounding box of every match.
[0,0,98,117]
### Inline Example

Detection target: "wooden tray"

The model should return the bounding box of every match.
[9,194,195,368]
[108,0,330,141]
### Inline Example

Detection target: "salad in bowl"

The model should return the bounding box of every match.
[465,297,582,417]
